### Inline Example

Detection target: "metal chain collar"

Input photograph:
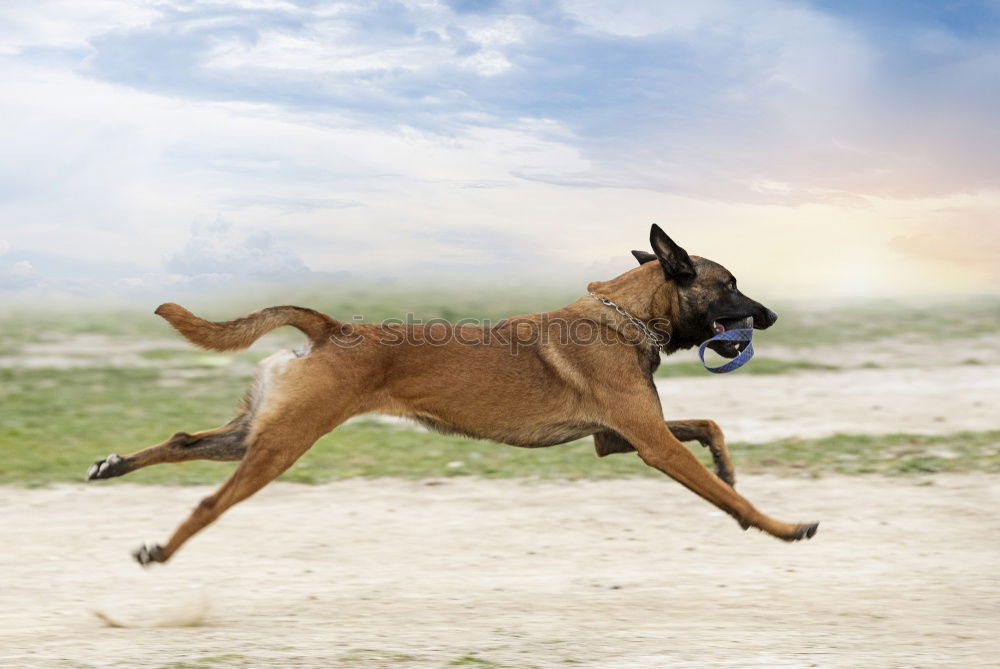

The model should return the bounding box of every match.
[588,292,668,351]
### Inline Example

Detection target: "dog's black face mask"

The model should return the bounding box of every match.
[633,225,778,358]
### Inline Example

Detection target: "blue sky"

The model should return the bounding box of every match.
[1,0,998,298]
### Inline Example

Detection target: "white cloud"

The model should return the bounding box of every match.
[165,221,310,279]
[561,0,737,37]
[460,49,512,76]
[0,53,595,276]
[0,259,43,290]
[11,260,34,275]
[0,0,996,299]
[203,3,533,78]
[0,0,159,55]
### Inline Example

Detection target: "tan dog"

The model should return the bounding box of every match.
[87,225,817,565]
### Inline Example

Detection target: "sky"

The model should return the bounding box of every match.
[0,0,998,300]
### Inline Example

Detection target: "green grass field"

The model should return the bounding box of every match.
[2,293,997,486]
[1,361,996,486]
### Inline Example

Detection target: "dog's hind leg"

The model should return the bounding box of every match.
[86,417,250,481]
[132,405,348,566]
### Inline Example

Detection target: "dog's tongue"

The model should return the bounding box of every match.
[715,316,754,334]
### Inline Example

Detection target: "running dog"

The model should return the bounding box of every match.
[87,225,818,565]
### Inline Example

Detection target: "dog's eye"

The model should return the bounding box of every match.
[727,280,737,292]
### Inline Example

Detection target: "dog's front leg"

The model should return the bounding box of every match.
[612,409,817,541]
[664,419,735,487]
[594,420,735,487]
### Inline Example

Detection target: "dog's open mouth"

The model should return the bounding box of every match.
[707,315,753,358]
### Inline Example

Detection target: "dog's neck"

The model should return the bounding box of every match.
[584,263,678,346]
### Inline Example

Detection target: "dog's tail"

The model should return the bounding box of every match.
[154,303,337,352]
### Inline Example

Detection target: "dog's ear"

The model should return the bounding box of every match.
[650,224,696,283]
[631,250,657,265]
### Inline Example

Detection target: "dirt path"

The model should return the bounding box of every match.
[655,364,999,442]
[2,475,998,668]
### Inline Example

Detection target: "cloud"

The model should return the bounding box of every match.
[0,0,998,299]
[220,195,364,213]
[37,0,994,206]
[560,0,735,37]
[0,0,159,55]
[165,221,311,279]
[0,259,44,290]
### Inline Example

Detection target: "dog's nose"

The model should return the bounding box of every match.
[755,307,778,328]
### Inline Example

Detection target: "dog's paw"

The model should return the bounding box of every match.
[133,543,165,567]
[86,454,125,481]
[788,522,819,541]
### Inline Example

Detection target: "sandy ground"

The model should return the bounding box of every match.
[2,475,999,669]
[654,364,1000,442]
[654,333,1000,442]
[3,333,998,667]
